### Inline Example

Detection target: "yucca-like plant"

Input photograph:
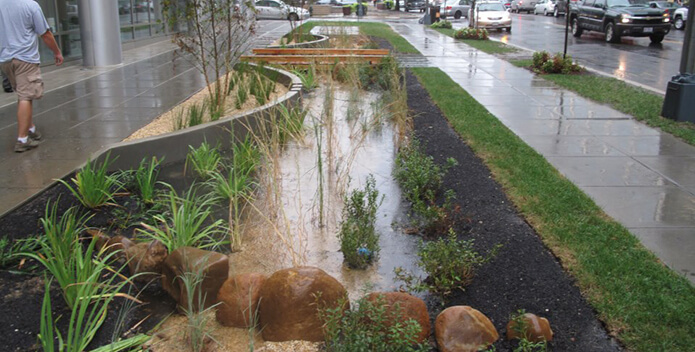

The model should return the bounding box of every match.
[293,65,317,90]
[188,101,207,127]
[135,156,162,204]
[139,187,227,252]
[58,154,121,209]
[186,141,222,180]
[22,204,109,309]
[232,136,261,177]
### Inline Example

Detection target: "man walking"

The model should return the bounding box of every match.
[0,0,63,152]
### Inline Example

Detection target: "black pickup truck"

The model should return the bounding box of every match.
[569,0,671,44]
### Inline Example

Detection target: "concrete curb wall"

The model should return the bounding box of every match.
[268,34,329,48]
[94,64,303,171]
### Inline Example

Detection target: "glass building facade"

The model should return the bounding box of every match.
[36,0,169,66]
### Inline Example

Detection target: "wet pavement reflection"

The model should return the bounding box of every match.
[390,21,695,283]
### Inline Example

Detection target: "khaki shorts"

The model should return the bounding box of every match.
[1,59,44,101]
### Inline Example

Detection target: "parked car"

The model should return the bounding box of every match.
[405,0,427,12]
[533,0,557,16]
[316,0,342,5]
[673,6,688,30]
[553,0,568,17]
[511,0,538,13]
[254,0,310,20]
[441,0,471,19]
[471,1,512,31]
[569,0,671,44]
[648,1,681,21]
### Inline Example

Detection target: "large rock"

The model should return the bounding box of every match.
[216,273,267,328]
[259,266,348,342]
[161,247,229,311]
[506,313,553,343]
[435,306,499,352]
[364,292,431,343]
[125,240,168,282]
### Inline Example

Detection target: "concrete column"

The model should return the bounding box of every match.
[77,0,122,67]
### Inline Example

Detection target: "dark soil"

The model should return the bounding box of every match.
[0,176,177,351]
[404,68,622,351]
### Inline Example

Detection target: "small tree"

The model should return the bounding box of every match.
[162,0,257,112]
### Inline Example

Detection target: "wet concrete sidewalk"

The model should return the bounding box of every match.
[0,21,291,218]
[389,22,695,284]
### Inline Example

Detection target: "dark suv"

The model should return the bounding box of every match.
[569,0,671,43]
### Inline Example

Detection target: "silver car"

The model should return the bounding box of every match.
[442,0,471,19]
[511,0,537,13]
[254,0,310,20]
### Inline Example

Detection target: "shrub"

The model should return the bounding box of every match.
[338,175,383,269]
[58,153,121,209]
[431,20,453,29]
[395,229,499,300]
[531,51,583,74]
[319,295,428,352]
[394,139,458,233]
[454,27,489,40]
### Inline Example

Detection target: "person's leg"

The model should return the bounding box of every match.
[17,100,33,138]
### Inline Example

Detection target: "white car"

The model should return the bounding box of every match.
[470,1,512,32]
[254,0,310,21]
[442,0,472,19]
[533,0,556,16]
[673,6,688,30]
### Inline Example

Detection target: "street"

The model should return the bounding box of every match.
[446,11,686,93]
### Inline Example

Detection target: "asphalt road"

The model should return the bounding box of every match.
[449,12,687,93]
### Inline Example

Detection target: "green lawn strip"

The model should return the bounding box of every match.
[291,21,419,54]
[431,27,518,54]
[411,67,695,352]
[509,60,695,146]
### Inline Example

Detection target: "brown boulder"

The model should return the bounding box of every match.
[88,230,134,258]
[216,273,267,328]
[435,306,499,352]
[162,247,229,311]
[364,292,431,343]
[506,313,553,343]
[259,266,348,342]
[125,240,168,282]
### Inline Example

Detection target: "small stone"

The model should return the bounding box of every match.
[161,247,229,311]
[216,273,267,328]
[364,292,431,343]
[259,266,348,342]
[435,306,499,352]
[506,313,553,343]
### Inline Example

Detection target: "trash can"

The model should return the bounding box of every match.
[662,74,695,123]
[429,5,441,23]
[343,6,352,15]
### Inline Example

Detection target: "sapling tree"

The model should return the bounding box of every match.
[162,0,256,111]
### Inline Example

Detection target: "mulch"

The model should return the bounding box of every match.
[405,67,622,351]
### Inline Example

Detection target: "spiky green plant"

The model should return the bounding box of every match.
[139,187,227,252]
[178,266,220,352]
[134,156,162,204]
[186,141,222,179]
[58,154,121,209]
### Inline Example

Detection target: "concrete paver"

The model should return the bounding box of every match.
[389,21,695,283]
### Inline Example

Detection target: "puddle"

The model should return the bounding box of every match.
[230,85,423,300]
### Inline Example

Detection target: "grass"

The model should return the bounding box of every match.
[58,154,121,209]
[510,59,695,146]
[431,27,518,54]
[411,66,695,352]
[291,21,419,54]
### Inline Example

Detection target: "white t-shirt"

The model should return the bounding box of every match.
[0,0,51,64]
